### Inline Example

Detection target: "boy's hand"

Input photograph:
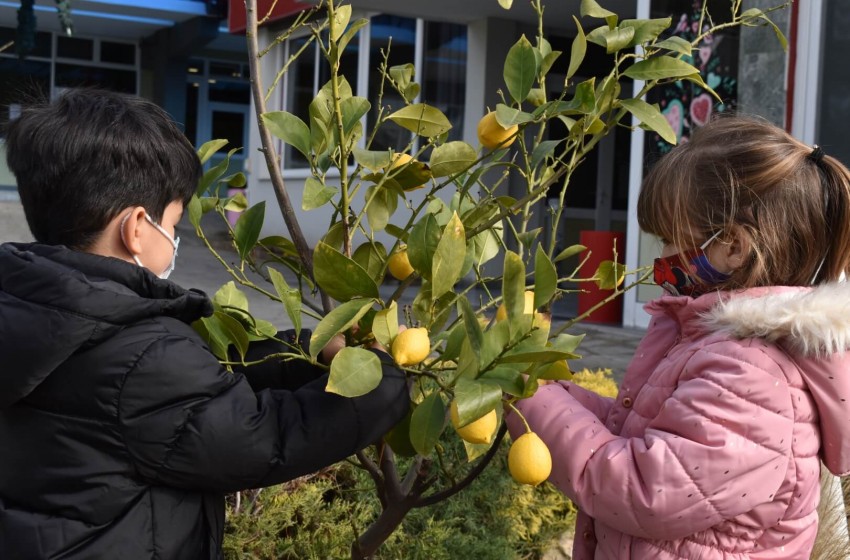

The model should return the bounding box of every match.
[319,334,346,365]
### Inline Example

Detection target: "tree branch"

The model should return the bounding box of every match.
[244,0,333,314]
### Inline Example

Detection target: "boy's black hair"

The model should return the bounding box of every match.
[5,88,201,249]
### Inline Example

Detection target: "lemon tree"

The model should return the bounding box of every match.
[188,0,788,557]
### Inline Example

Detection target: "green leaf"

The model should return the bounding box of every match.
[233,202,265,261]
[517,228,541,252]
[365,185,398,232]
[481,367,525,396]
[313,241,381,302]
[410,392,446,456]
[495,104,535,127]
[530,139,562,170]
[568,16,587,80]
[352,242,387,284]
[187,195,202,230]
[540,50,562,79]
[352,147,392,171]
[260,235,298,258]
[623,57,701,81]
[580,0,617,23]
[213,281,249,311]
[759,12,788,51]
[503,34,538,104]
[340,96,371,135]
[387,103,452,138]
[338,18,367,53]
[431,212,467,299]
[654,36,693,56]
[407,213,441,278]
[594,260,626,290]
[195,316,229,360]
[330,4,352,41]
[429,141,477,178]
[600,26,635,53]
[457,295,484,357]
[197,139,228,165]
[550,333,585,355]
[503,251,527,338]
[214,311,250,360]
[303,177,338,210]
[453,378,502,427]
[534,247,557,309]
[196,154,231,196]
[619,97,677,145]
[309,78,353,152]
[480,319,511,372]
[267,267,302,335]
[225,172,246,189]
[326,347,382,397]
[537,360,573,381]
[620,17,671,47]
[223,192,248,212]
[372,301,398,349]
[551,78,597,115]
[262,111,311,159]
[309,298,376,358]
[389,63,415,91]
[500,347,578,364]
[554,244,587,262]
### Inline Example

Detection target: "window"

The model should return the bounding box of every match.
[280,15,467,170]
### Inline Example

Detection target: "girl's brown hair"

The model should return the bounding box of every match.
[638,114,850,288]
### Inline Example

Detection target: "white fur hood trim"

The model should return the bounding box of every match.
[701,283,850,357]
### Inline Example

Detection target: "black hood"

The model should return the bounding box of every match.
[0,242,213,407]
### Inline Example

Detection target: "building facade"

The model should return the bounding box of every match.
[1,1,846,327]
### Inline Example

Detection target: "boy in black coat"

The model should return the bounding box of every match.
[0,89,409,559]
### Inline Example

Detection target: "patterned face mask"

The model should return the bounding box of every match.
[653,232,730,297]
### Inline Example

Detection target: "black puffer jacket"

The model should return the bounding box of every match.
[0,243,409,559]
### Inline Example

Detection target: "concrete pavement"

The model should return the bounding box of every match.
[0,198,645,382]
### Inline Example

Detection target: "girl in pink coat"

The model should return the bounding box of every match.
[508,116,850,559]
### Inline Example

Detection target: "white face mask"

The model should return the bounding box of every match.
[121,211,180,280]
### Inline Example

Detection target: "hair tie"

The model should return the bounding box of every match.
[809,144,826,165]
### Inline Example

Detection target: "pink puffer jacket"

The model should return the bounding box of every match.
[509,285,850,559]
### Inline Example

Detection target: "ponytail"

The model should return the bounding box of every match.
[813,152,850,283]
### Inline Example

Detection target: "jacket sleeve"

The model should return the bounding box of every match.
[508,342,794,541]
[234,329,325,392]
[118,331,409,492]
[556,380,614,421]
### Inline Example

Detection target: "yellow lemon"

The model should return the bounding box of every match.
[496,290,535,322]
[450,401,498,445]
[508,432,552,486]
[477,111,518,150]
[391,327,430,366]
[387,248,414,281]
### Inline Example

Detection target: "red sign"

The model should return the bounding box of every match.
[228,0,311,34]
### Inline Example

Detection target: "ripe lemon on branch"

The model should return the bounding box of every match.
[508,432,552,486]
[387,246,414,280]
[477,111,518,150]
[450,401,498,445]
[391,327,430,366]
